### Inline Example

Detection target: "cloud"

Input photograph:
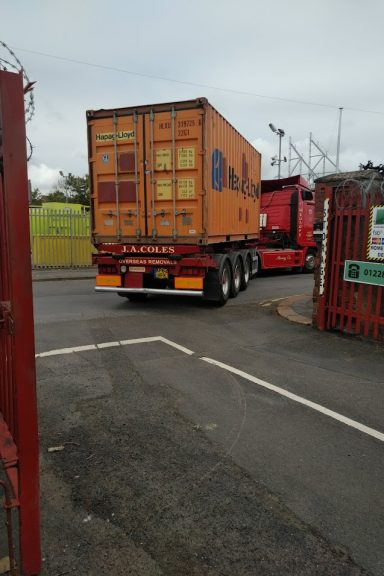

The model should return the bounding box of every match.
[4,0,383,193]
[252,139,275,179]
[28,163,61,193]
[339,149,373,173]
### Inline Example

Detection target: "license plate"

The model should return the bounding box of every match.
[153,268,168,280]
[129,266,146,273]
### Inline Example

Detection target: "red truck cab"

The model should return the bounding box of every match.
[257,175,316,272]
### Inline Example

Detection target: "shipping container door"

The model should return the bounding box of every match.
[91,112,145,240]
[142,106,204,242]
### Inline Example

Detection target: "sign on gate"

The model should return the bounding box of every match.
[367,205,384,261]
[344,260,384,287]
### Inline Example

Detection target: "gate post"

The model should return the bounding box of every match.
[0,70,41,574]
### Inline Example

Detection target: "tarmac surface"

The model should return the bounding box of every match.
[32,267,314,325]
[31,269,384,575]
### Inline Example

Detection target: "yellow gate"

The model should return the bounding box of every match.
[29,204,95,268]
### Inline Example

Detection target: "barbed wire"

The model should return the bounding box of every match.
[0,40,35,123]
[334,175,384,210]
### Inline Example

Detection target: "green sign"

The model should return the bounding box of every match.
[344,260,384,287]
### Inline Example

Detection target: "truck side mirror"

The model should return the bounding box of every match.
[313,221,323,243]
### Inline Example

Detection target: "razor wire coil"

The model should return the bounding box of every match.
[0,40,35,123]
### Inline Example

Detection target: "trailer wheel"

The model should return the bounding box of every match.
[251,253,261,277]
[304,251,316,272]
[217,259,231,305]
[230,257,242,298]
[240,255,251,291]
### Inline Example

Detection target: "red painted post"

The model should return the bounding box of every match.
[0,70,41,574]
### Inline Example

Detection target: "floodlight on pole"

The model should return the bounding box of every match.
[269,123,286,179]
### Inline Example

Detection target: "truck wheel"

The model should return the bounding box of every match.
[230,257,241,298]
[240,255,251,291]
[304,251,316,272]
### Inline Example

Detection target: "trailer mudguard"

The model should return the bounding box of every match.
[203,253,229,301]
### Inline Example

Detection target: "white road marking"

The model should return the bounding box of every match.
[119,336,161,346]
[201,357,384,443]
[72,344,97,353]
[38,347,76,357]
[258,298,284,307]
[35,336,193,358]
[157,336,194,356]
[36,336,384,443]
[97,341,120,349]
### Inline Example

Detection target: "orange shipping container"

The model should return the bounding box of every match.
[87,98,261,246]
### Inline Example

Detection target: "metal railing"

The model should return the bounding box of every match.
[29,207,95,268]
[315,177,384,341]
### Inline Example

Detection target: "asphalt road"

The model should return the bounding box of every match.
[32,273,384,575]
[33,271,314,325]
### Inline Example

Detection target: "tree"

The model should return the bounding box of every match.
[57,171,90,205]
[30,187,42,205]
[44,190,67,203]
[42,172,90,206]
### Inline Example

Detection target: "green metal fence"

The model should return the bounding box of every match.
[29,206,95,268]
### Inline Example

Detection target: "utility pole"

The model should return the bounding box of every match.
[336,107,343,172]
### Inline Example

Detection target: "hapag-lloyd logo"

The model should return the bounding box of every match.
[122,245,175,254]
[212,149,259,201]
[95,130,135,142]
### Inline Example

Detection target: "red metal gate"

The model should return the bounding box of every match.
[314,172,384,341]
[0,70,41,574]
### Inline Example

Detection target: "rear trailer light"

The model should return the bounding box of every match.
[96,274,121,287]
[174,277,203,290]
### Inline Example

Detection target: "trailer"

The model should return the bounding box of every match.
[87,98,261,305]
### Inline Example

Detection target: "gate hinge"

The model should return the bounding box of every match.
[0,301,14,335]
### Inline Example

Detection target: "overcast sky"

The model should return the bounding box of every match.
[2,0,384,192]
